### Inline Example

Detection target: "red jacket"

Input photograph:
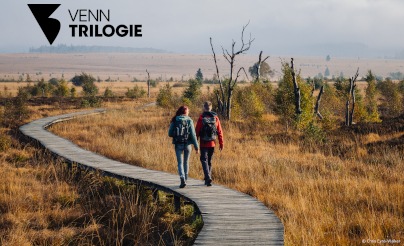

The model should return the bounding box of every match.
[195,111,224,148]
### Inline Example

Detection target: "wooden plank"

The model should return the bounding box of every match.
[19,108,284,245]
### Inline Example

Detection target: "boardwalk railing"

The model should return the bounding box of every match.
[20,109,284,245]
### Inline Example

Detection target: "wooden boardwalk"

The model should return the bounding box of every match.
[20,109,284,245]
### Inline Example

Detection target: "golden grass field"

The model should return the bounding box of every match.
[1,52,403,244]
[50,102,404,245]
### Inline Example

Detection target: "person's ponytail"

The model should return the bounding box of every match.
[171,105,188,123]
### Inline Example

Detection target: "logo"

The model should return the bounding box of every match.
[28,4,61,45]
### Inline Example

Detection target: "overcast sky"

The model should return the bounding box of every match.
[1,0,403,57]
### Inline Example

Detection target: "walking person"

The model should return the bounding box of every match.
[195,101,224,186]
[168,106,199,188]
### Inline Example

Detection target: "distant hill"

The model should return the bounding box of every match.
[29,44,167,53]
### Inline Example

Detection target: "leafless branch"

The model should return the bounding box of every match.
[222,46,232,63]
[233,67,248,87]
[210,38,225,101]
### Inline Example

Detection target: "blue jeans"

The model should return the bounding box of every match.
[175,144,192,181]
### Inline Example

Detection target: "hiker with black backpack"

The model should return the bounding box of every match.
[168,105,199,188]
[195,101,224,187]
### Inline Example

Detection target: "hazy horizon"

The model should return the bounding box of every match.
[1,0,404,58]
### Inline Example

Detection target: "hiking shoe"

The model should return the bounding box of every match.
[179,183,186,188]
[206,182,212,187]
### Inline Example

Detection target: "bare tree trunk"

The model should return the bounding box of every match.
[346,68,359,126]
[256,51,269,82]
[226,57,234,120]
[315,85,324,120]
[146,69,150,98]
[349,79,357,125]
[291,58,302,115]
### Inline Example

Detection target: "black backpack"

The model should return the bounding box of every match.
[173,119,190,144]
[200,116,217,141]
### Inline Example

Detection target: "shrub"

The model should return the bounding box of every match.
[251,82,274,111]
[183,79,202,104]
[157,83,178,108]
[103,87,115,98]
[364,71,381,123]
[49,78,60,86]
[303,121,326,144]
[80,96,101,108]
[53,80,70,97]
[377,78,403,117]
[125,86,146,99]
[71,73,95,87]
[82,80,99,97]
[2,92,30,127]
[320,83,344,128]
[149,80,159,88]
[233,85,266,121]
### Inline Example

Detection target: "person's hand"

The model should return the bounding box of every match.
[219,145,223,151]
[195,149,199,154]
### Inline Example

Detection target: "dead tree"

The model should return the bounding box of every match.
[256,51,269,82]
[345,68,359,126]
[210,22,254,120]
[291,58,302,115]
[314,85,324,120]
[146,69,150,98]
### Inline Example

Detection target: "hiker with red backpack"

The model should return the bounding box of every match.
[195,101,224,187]
[168,106,199,188]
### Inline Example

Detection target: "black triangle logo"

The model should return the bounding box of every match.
[28,4,61,45]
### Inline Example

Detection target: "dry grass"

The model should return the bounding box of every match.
[0,101,199,245]
[50,104,404,245]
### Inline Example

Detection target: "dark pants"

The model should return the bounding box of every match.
[200,147,214,183]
